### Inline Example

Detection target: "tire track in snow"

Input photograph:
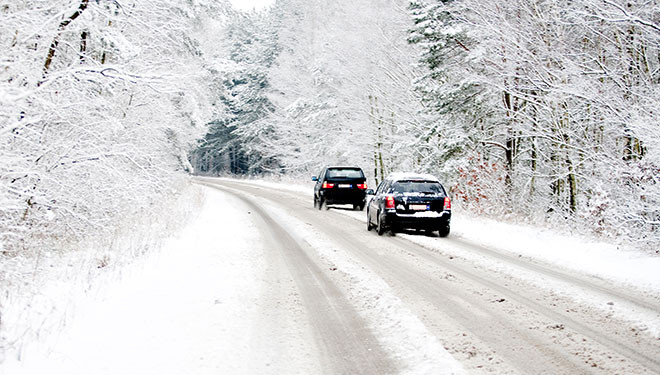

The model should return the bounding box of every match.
[204,177,660,374]
[198,178,464,374]
[198,181,397,375]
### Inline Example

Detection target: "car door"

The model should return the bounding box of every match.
[314,168,325,198]
[379,180,392,213]
[369,180,385,222]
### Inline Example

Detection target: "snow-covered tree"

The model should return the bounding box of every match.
[256,0,425,184]
[0,0,225,254]
[409,0,660,247]
[191,8,280,175]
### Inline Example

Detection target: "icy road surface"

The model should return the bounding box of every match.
[8,177,660,374]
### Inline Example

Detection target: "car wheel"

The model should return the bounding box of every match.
[317,197,324,211]
[438,225,450,238]
[376,213,385,236]
[366,211,374,231]
[358,202,365,211]
[313,195,318,208]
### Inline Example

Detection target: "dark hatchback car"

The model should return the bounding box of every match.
[367,173,451,237]
[312,166,368,210]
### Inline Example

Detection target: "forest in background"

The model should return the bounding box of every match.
[192,0,660,249]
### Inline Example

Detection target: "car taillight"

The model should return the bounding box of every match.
[357,183,367,189]
[443,197,451,210]
[385,195,395,209]
[322,182,334,189]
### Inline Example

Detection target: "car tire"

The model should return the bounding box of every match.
[366,212,374,231]
[317,197,324,210]
[313,195,318,208]
[358,202,365,211]
[376,213,385,236]
[438,225,450,238]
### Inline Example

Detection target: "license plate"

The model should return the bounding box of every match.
[410,204,429,211]
[338,184,352,188]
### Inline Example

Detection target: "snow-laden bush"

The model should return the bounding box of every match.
[0,0,221,255]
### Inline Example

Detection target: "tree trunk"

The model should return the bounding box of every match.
[80,30,88,62]
[567,158,577,213]
[42,0,90,78]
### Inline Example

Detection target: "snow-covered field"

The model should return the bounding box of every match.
[2,178,659,374]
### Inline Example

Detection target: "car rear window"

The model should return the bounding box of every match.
[392,180,445,194]
[327,168,364,178]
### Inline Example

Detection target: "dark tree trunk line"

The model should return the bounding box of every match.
[42,0,90,79]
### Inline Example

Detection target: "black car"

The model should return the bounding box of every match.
[367,173,451,236]
[312,166,368,210]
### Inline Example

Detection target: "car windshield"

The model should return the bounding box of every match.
[392,180,445,194]
[327,168,364,179]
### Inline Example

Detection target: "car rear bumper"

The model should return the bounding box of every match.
[383,210,451,229]
[321,189,366,205]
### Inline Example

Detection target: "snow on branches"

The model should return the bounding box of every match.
[410,0,660,248]
[0,1,221,254]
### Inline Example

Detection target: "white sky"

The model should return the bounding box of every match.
[229,0,275,11]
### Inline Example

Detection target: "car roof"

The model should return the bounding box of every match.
[386,172,440,182]
[326,166,363,170]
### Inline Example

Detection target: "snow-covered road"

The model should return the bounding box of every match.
[6,177,660,374]
[197,178,660,374]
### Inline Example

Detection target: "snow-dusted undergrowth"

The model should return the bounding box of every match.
[0,180,205,365]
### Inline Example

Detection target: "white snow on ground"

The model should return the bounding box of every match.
[5,177,659,374]
[0,182,203,366]
[405,215,660,338]
[246,193,464,375]
[302,183,660,338]
[306,187,660,294]
[449,215,660,291]
[3,187,275,375]
[222,178,660,338]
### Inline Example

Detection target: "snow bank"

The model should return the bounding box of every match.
[449,214,660,292]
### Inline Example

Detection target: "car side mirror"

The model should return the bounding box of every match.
[366,189,375,195]
[312,176,318,182]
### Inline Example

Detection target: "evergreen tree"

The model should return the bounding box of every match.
[192,10,280,175]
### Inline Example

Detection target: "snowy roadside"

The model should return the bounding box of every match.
[339,207,660,294]
[2,183,201,372]
[6,182,374,374]
[3,185,275,374]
